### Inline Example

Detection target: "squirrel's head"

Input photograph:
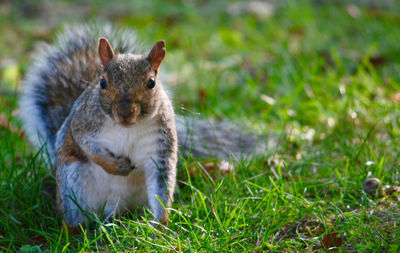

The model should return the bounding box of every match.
[97,37,166,127]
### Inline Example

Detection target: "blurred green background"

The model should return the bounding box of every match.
[2,0,400,132]
[1,0,400,251]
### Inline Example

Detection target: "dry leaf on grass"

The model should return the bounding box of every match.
[365,55,387,68]
[263,155,288,180]
[0,113,25,138]
[28,234,47,245]
[189,160,235,180]
[320,230,344,249]
[391,93,400,103]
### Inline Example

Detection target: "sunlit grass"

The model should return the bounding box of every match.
[1,0,400,251]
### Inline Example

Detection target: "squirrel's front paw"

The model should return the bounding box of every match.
[106,149,136,175]
[115,156,136,175]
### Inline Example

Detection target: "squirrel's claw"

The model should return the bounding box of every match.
[104,148,135,175]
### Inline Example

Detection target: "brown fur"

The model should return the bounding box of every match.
[56,128,88,166]
[98,42,163,127]
[22,25,180,226]
[89,152,133,176]
[52,38,177,226]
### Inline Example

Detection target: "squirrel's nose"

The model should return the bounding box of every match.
[118,111,133,120]
[118,108,133,120]
[119,99,132,116]
[117,99,140,123]
[120,97,132,108]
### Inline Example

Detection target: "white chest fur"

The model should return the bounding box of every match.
[85,116,161,214]
[97,116,160,168]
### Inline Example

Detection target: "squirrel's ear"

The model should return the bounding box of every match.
[148,40,166,72]
[98,37,115,67]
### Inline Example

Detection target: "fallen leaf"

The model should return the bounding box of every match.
[263,155,286,180]
[28,234,47,245]
[391,93,400,103]
[0,113,25,138]
[188,160,235,180]
[320,231,344,249]
[202,162,215,173]
[198,88,206,101]
[367,55,386,68]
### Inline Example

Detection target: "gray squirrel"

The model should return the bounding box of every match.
[20,24,266,228]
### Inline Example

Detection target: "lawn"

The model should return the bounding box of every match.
[1,0,400,251]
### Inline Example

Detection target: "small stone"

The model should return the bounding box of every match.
[363,177,381,196]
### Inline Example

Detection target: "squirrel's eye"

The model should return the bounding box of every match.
[147,76,156,90]
[100,78,107,89]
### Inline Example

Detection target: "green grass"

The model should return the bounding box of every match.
[1,0,400,251]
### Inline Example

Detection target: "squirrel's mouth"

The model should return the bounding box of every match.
[118,119,136,127]
[113,106,142,127]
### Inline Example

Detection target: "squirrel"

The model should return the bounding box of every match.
[19,24,266,228]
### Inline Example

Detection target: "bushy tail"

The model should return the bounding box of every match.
[176,116,269,160]
[19,24,139,164]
